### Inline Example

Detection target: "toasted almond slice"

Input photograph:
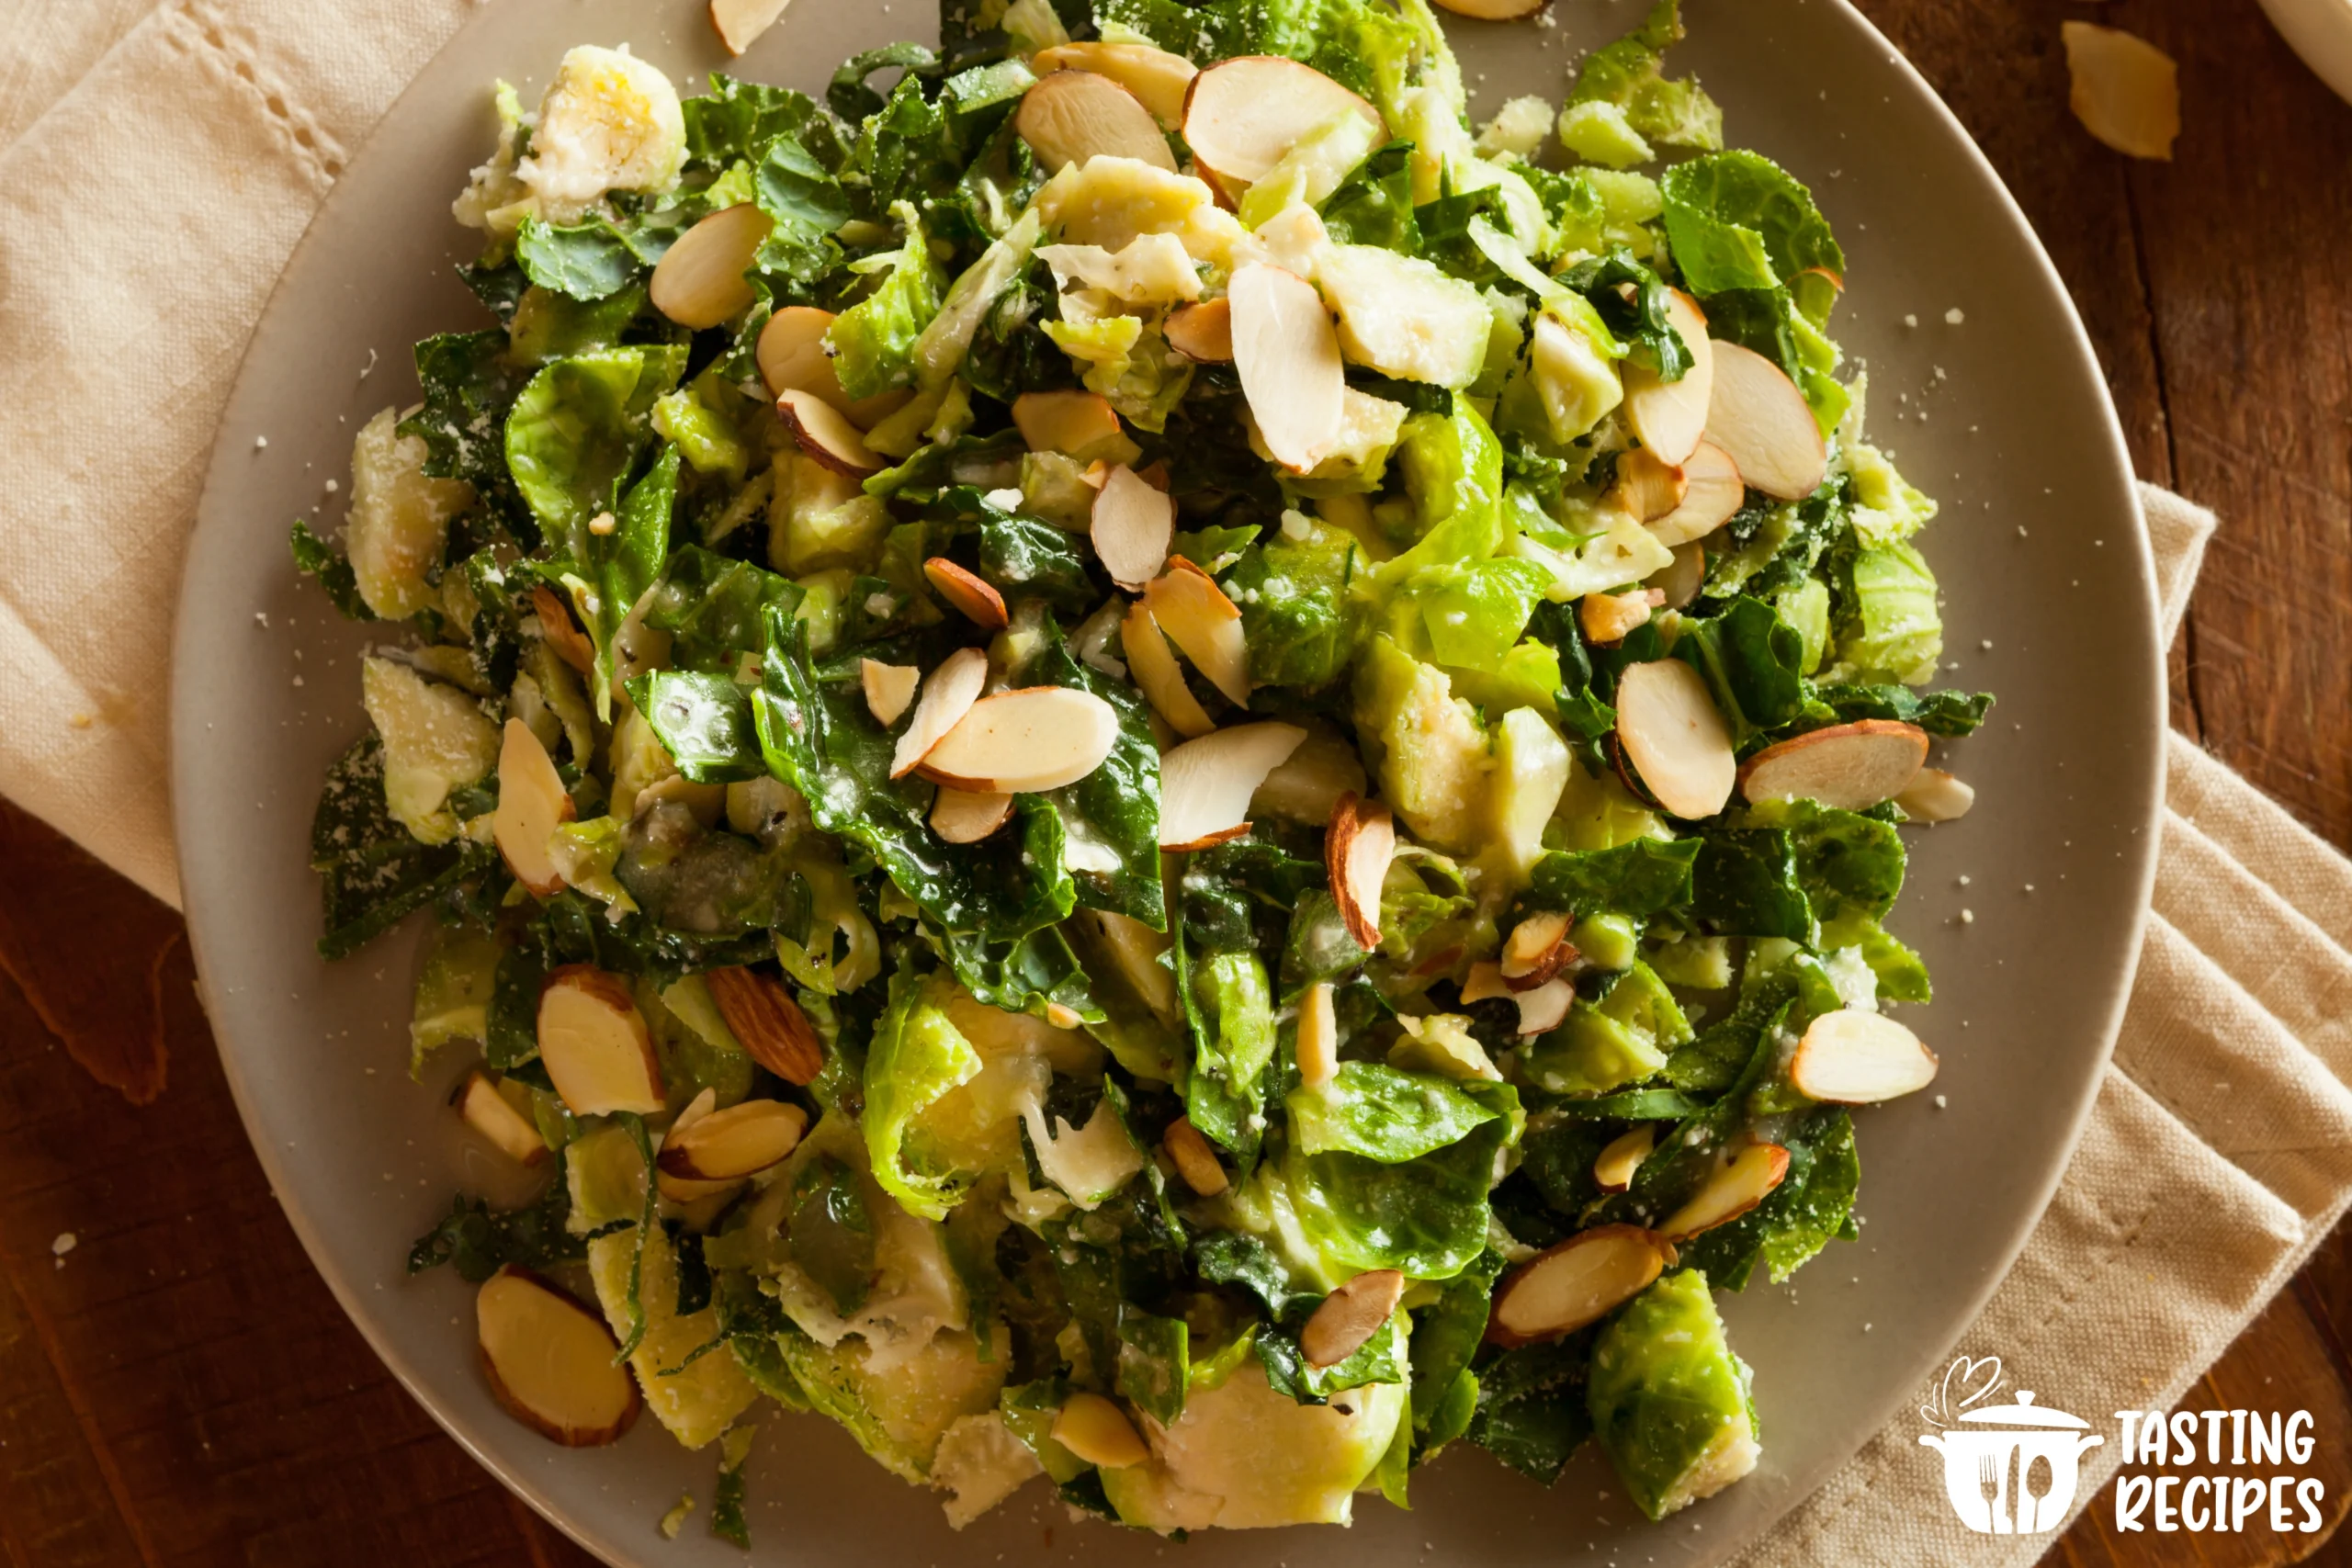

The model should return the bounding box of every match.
[1646,441,1745,547]
[1660,1141,1791,1240]
[1052,1393,1148,1470]
[1578,587,1663,646]
[1227,263,1347,473]
[1594,1125,1657,1194]
[1324,792,1395,951]
[779,387,884,478]
[1487,1226,1668,1348]
[1295,979,1339,1088]
[1034,41,1199,128]
[1460,961,1510,1005]
[708,0,790,55]
[1164,298,1235,363]
[861,659,921,728]
[658,1099,809,1180]
[655,1089,741,1202]
[1790,1010,1939,1104]
[919,686,1124,793]
[1182,56,1382,191]
[1895,767,1976,824]
[1302,1269,1405,1368]
[1705,341,1827,501]
[1091,466,1175,591]
[494,717,575,897]
[1142,557,1250,705]
[704,965,825,1085]
[1615,659,1736,820]
[1162,1116,1228,1196]
[1612,447,1688,524]
[1652,540,1707,610]
[1120,603,1216,738]
[1434,0,1549,16]
[650,203,771,330]
[537,967,663,1116]
[891,648,989,778]
[757,307,910,429]
[1511,975,1575,1036]
[2062,21,2179,161]
[1159,722,1306,850]
[1012,389,1126,457]
[532,584,596,675]
[455,1070,548,1166]
[932,786,1016,843]
[477,1266,640,1446]
[1499,909,1577,990]
[923,557,1010,631]
[1739,719,1929,810]
[1017,69,1178,175]
[1623,291,1715,465]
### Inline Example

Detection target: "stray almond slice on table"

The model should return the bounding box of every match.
[2062,21,2179,161]
[1295,980,1339,1088]
[1739,719,1928,810]
[1499,909,1577,991]
[1016,69,1177,175]
[1227,263,1348,473]
[932,786,1015,844]
[1612,447,1688,524]
[1182,55,1381,193]
[1091,466,1175,592]
[537,966,664,1116]
[1895,767,1975,824]
[1302,1269,1405,1368]
[1705,341,1827,501]
[1142,557,1250,705]
[493,717,575,897]
[1660,1141,1791,1240]
[1162,1116,1228,1196]
[454,1069,548,1166]
[891,647,989,778]
[1789,1010,1939,1104]
[1324,791,1396,951]
[1033,41,1198,128]
[923,557,1009,631]
[532,584,596,675]
[1120,603,1216,738]
[919,686,1124,793]
[707,0,790,56]
[1487,1226,1670,1348]
[861,659,921,728]
[649,204,771,330]
[1012,389,1126,457]
[658,1099,808,1181]
[1158,722,1306,850]
[778,388,884,478]
[704,965,826,1084]
[1615,659,1737,820]
[1645,441,1744,547]
[477,1266,640,1447]
[1164,299,1234,363]
[1623,290,1714,465]
[1593,1124,1657,1194]
[1052,1393,1148,1470]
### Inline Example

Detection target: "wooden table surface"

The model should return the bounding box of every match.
[4,0,2348,1563]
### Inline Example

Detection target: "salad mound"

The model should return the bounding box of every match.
[298,0,1991,1541]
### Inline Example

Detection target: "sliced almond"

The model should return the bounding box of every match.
[1227,263,1347,473]
[655,1089,740,1203]
[1738,719,1929,810]
[2062,21,2179,161]
[1510,976,1575,1036]
[1623,291,1715,466]
[1659,1141,1791,1240]
[1164,298,1235,363]
[704,965,825,1085]
[1652,540,1707,610]
[1434,0,1549,16]
[1705,341,1827,501]
[891,647,989,778]
[923,557,1010,631]
[650,203,771,330]
[1016,69,1177,175]
[1593,1125,1657,1194]
[1295,979,1339,1088]
[494,717,575,897]
[861,659,921,728]
[932,786,1016,843]
[1051,1392,1148,1470]
[1034,41,1199,129]
[1611,447,1688,524]
[477,1266,640,1447]
[1162,1116,1228,1196]
[532,584,596,675]
[1646,441,1745,547]
[1895,767,1976,825]
[1615,659,1736,820]
[1578,587,1663,646]
[1120,603,1216,738]
[1487,1226,1668,1348]
[1091,466,1175,592]
[759,307,910,429]
[1012,389,1126,457]
[455,1070,548,1166]
[1324,792,1395,951]
[708,0,790,55]
[1790,1010,1939,1104]
[918,685,1124,793]
[778,387,884,478]
[1499,909,1577,990]
[537,967,663,1116]
[1158,722,1306,850]
[1302,1269,1405,1368]
[657,1098,808,1180]
[1142,557,1250,706]
[1182,55,1381,192]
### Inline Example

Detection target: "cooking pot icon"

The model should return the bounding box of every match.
[1918,1391,2105,1533]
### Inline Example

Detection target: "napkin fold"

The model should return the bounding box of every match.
[2,7,2347,1564]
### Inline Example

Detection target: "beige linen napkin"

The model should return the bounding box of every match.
[2,7,2347,1562]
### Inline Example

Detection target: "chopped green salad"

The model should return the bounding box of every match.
[300,0,1989,1539]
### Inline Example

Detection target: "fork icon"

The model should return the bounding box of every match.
[1978,1451,2011,1533]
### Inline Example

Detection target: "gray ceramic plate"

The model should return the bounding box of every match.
[173,2,2164,1562]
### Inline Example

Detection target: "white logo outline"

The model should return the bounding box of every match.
[1917,1356,2106,1534]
